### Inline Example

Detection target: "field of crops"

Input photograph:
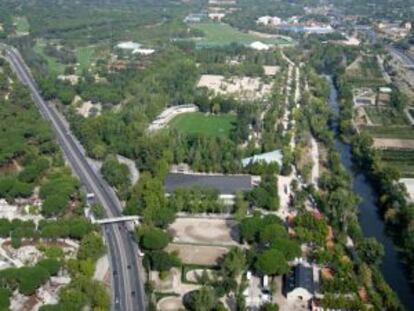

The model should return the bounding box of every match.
[364,107,410,126]
[381,149,414,177]
[361,125,414,139]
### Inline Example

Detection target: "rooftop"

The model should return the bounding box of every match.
[165,173,254,195]
[284,264,315,294]
[242,150,282,167]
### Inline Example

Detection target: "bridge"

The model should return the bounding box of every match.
[92,215,140,225]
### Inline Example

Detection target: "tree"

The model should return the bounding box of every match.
[146,251,181,272]
[140,228,170,251]
[187,287,217,311]
[357,238,385,266]
[222,247,246,278]
[271,239,301,261]
[38,259,61,276]
[101,155,130,192]
[255,249,289,276]
[259,224,288,246]
[77,232,105,261]
[42,195,69,217]
[260,303,279,311]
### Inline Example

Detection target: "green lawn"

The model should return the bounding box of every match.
[169,112,236,137]
[13,16,30,34]
[364,107,410,126]
[191,23,292,48]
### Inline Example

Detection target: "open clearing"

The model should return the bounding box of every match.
[13,16,29,34]
[168,218,239,245]
[191,23,291,48]
[169,112,236,138]
[197,74,273,99]
[166,243,229,265]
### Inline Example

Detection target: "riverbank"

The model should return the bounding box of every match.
[327,76,413,309]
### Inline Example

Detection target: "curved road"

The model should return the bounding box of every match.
[3,45,145,311]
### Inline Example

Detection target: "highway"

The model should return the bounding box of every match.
[2,45,145,311]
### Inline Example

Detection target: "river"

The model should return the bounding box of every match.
[327,77,413,309]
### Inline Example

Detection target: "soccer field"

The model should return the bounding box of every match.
[169,112,236,137]
[191,22,292,48]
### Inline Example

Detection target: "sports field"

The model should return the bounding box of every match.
[191,23,292,48]
[169,112,236,137]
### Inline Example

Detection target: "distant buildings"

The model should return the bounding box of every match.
[184,13,208,23]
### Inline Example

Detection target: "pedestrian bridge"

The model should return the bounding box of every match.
[92,215,140,225]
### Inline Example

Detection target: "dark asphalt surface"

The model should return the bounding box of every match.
[3,45,145,311]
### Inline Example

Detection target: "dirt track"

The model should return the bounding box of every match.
[168,218,239,245]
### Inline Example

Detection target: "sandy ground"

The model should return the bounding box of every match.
[117,155,139,185]
[197,74,272,99]
[157,297,184,311]
[93,255,109,282]
[400,178,414,202]
[166,243,229,265]
[310,137,320,187]
[76,100,102,118]
[168,218,239,245]
[185,269,217,283]
[263,65,280,76]
[373,138,414,149]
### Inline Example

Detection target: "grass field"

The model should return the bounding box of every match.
[75,46,96,74]
[191,23,292,48]
[169,112,236,137]
[13,16,29,34]
[381,149,414,178]
[33,40,66,75]
[34,40,96,75]
[364,107,409,126]
[361,125,414,140]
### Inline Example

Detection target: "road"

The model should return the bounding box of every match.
[388,46,414,67]
[2,45,145,311]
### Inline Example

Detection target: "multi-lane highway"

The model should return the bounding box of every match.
[2,45,145,311]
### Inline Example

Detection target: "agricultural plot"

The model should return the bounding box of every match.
[361,126,414,140]
[345,55,385,87]
[168,112,236,138]
[364,107,410,126]
[191,23,292,48]
[381,149,414,178]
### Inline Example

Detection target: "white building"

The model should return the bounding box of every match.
[256,16,282,26]
[116,41,141,50]
[249,41,270,51]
